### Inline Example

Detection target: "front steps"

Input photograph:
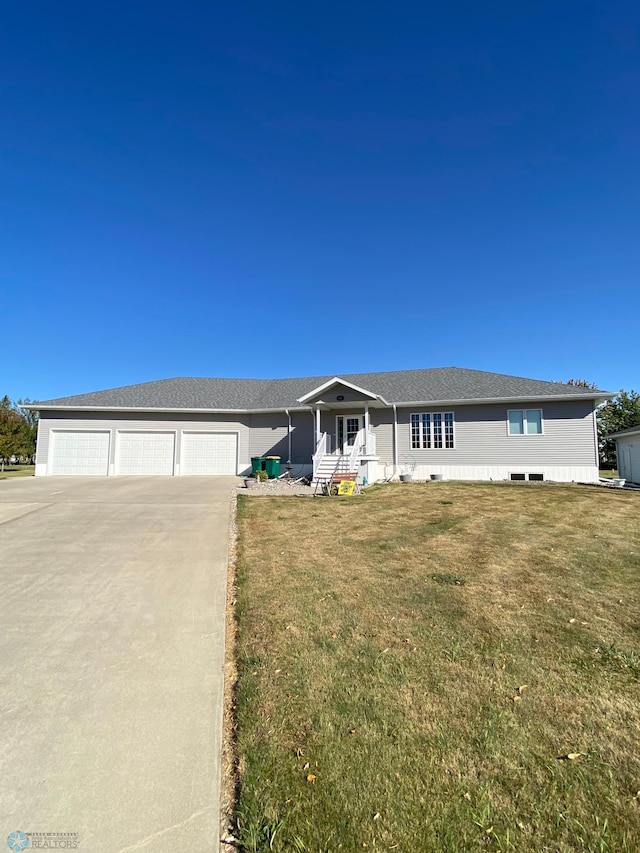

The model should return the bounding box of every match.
[312,453,353,485]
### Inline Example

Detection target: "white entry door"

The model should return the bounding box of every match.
[50,431,110,475]
[336,416,363,455]
[180,432,237,475]
[116,432,175,475]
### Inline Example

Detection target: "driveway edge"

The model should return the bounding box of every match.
[220,489,240,849]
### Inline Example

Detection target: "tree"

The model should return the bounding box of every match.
[17,398,39,462]
[566,379,599,390]
[0,397,31,471]
[563,380,640,469]
[597,389,640,469]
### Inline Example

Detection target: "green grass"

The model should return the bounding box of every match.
[0,465,34,480]
[234,482,640,852]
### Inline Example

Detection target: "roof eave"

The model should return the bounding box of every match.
[33,404,312,415]
[608,426,640,440]
[29,391,611,414]
[392,392,611,407]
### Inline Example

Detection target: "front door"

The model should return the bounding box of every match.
[336,415,363,455]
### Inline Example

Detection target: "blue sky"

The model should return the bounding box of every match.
[2,0,638,402]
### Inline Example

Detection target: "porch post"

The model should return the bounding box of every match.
[363,403,370,454]
[315,407,321,447]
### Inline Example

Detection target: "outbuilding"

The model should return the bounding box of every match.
[609,425,640,485]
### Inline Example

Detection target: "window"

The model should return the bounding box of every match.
[508,409,543,435]
[411,412,454,449]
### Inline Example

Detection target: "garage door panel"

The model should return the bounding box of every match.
[50,431,110,476]
[116,432,175,476]
[181,433,237,475]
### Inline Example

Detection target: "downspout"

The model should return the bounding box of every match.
[363,403,370,453]
[285,409,292,467]
[392,403,398,480]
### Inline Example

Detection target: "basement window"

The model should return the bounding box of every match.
[510,473,544,482]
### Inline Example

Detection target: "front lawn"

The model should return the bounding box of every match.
[0,465,35,480]
[234,482,640,852]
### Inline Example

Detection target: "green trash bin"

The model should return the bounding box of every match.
[264,456,281,478]
[251,456,266,475]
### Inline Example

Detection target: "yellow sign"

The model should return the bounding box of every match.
[337,480,356,496]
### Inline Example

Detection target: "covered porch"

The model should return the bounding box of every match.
[297,377,386,484]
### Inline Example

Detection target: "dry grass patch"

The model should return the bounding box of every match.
[234,482,640,852]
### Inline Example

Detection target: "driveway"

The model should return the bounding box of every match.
[0,475,237,853]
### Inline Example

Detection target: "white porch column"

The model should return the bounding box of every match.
[364,403,370,454]
[315,407,321,447]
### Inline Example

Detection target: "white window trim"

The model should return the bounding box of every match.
[507,409,544,436]
[410,412,455,450]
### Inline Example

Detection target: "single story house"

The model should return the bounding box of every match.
[608,425,640,485]
[28,367,610,483]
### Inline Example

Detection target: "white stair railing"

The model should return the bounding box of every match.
[348,428,364,472]
[364,431,376,455]
[312,432,328,480]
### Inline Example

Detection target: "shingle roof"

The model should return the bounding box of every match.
[35,368,611,411]
[607,424,640,439]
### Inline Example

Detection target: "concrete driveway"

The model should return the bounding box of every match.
[0,475,237,853]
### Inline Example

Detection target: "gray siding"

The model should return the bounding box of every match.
[248,412,289,460]
[616,435,640,484]
[371,409,394,462]
[393,400,597,466]
[246,412,314,463]
[291,412,315,463]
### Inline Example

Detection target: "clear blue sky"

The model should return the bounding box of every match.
[2,0,638,402]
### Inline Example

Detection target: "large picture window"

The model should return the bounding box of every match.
[411,412,454,449]
[508,409,543,435]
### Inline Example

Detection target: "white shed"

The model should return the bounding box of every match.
[610,425,640,485]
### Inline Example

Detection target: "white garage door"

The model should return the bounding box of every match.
[50,431,110,476]
[181,432,237,475]
[116,432,175,475]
